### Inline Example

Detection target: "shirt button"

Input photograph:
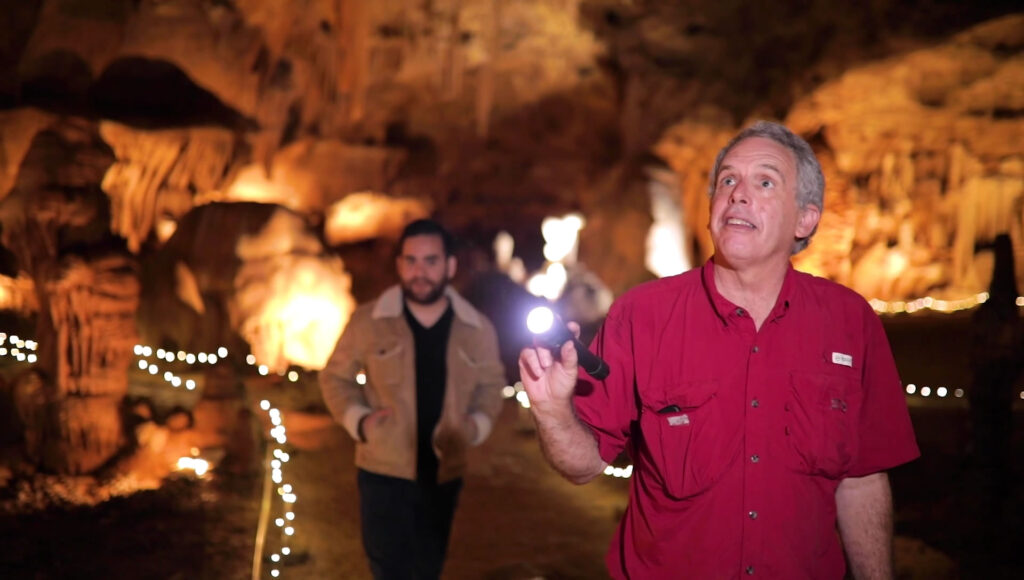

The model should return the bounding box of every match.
[785,426,791,435]
[751,454,759,463]
[751,399,759,408]
[749,510,758,519]
[736,308,745,316]
[746,566,755,575]
[751,345,759,353]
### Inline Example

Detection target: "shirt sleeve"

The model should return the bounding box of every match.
[573,302,639,465]
[847,306,921,477]
[318,308,372,440]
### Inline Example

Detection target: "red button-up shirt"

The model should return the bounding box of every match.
[574,260,920,579]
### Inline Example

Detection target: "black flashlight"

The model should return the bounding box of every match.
[526,306,610,379]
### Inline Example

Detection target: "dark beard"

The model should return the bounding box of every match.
[401,278,448,305]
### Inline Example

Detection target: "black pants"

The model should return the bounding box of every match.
[357,469,463,580]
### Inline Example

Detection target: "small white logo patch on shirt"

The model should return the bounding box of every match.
[832,352,853,367]
[667,414,690,426]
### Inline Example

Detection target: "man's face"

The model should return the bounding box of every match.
[396,234,456,305]
[708,137,819,268]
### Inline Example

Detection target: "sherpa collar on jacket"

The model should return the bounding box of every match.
[371,284,483,328]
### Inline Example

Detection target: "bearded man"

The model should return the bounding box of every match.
[320,218,505,579]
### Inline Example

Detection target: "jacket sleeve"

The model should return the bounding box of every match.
[319,308,373,441]
[467,317,507,445]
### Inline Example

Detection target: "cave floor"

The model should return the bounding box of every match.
[0,367,1021,579]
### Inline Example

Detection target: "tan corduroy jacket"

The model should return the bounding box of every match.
[319,285,506,483]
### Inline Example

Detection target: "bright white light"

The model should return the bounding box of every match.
[286,511,295,520]
[163,371,173,381]
[541,213,585,263]
[283,493,297,503]
[207,354,218,364]
[271,570,279,578]
[176,457,209,476]
[502,385,516,398]
[271,554,280,562]
[165,352,175,362]
[134,345,144,355]
[275,518,284,527]
[185,380,196,390]
[198,353,208,363]
[905,384,916,395]
[288,371,299,382]
[171,377,181,387]
[921,386,931,397]
[260,400,270,410]
[218,347,228,357]
[937,387,947,397]
[284,527,294,536]
[246,354,256,365]
[516,390,531,409]
[142,346,153,357]
[138,360,147,369]
[282,547,291,555]
[177,351,186,361]
[186,353,196,365]
[259,365,269,376]
[527,263,568,300]
[148,366,158,375]
[526,307,555,334]
[282,484,293,493]
[157,349,166,359]
[356,372,366,385]
[27,354,36,363]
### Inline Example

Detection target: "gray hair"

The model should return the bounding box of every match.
[708,121,825,254]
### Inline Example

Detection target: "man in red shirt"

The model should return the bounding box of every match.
[520,121,920,579]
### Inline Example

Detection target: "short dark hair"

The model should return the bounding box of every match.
[398,219,455,256]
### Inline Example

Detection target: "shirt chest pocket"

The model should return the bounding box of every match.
[639,379,736,500]
[367,342,404,389]
[785,371,860,478]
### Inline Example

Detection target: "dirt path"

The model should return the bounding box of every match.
[273,398,624,580]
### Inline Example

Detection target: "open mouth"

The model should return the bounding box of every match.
[725,217,755,228]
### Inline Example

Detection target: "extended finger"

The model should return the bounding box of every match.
[518,348,544,380]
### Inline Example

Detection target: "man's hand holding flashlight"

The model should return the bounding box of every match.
[518,318,582,408]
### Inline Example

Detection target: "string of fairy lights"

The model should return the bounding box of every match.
[869,292,1024,315]
[0,333,38,364]
[255,398,297,578]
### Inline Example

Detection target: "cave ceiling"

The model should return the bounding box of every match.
[0,0,1021,300]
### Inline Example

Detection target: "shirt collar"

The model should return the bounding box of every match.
[701,258,795,326]
[372,284,483,328]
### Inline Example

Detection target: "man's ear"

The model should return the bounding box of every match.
[796,204,821,239]
[446,255,457,279]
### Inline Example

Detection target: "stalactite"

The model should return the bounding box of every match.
[100,124,187,253]
[475,0,500,138]
[101,124,239,252]
[338,0,370,124]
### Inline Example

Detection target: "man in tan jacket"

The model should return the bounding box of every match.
[319,219,506,579]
